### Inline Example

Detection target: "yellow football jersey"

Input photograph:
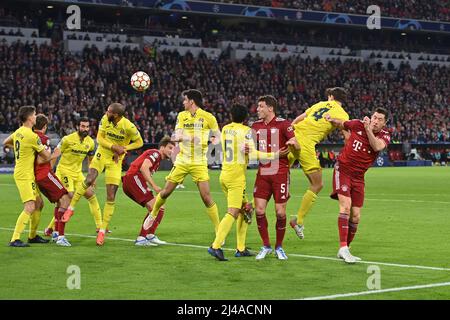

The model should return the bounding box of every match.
[294,100,349,143]
[221,122,275,180]
[57,131,95,175]
[97,115,141,160]
[175,108,219,165]
[12,126,45,180]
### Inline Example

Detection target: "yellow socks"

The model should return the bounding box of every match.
[11,211,31,242]
[236,213,248,252]
[28,209,41,239]
[87,195,103,229]
[297,189,318,225]
[46,217,55,230]
[100,201,115,230]
[212,213,235,249]
[69,181,88,209]
[151,193,166,218]
[206,202,220,234]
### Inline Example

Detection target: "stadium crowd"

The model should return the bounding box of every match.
[207,0,450,22]
[0,40,448,148]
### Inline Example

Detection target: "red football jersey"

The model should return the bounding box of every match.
[34,131,52,180]
[126,149,162,176]
[337,120,391,178]
[251,116,295,175]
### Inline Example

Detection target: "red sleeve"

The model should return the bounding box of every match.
[284,121,295,140]
[379,132,391,147]
[343,120,362,131]
[148,150,161,166]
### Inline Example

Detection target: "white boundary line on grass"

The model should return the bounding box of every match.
[0,183,449,204]
[297,281,450,300]
[2,227,450,272]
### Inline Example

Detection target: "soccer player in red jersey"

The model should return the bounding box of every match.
[251,95,298,260]
[33,114,72,246]
[325,108,391,263]
[121,136,175,246]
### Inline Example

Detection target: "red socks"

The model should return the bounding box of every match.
[347,222,359,246]
[338,213,349,248]
[275,216,286,248]
[139,208,165,237]
[57,207,66,235]
[256,215,271,247]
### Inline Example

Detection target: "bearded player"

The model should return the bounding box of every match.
[62,103,143,245]
[325,108,391,263]
[121,136,175,246]
[43,117,102,241]
[287,87,349,240]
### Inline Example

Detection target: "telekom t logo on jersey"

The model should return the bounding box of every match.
[353,140,363,152]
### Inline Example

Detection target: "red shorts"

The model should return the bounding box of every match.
[253,170,290,204]
[330,163,365,207]
[36,172,68,203]
[122,174,154,207]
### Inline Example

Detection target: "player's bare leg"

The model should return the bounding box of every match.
[198,180,220,234]
[274,202,288,260]
[63,168,99,222]
[255,198,272,260]
[336,194,357,264]
[96,184,118,246]
[290,170,323,239]
[136,199,166,246]
[145,180,177,229]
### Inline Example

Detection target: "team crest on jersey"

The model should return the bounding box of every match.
[120,129,125,135]
[341,184,349,192]
[287,126,293,132]
[85,144,89,149]
[153,152,159,158]
[199,118,204,122]
[357,131,363,135]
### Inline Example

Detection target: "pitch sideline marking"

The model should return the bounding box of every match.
[0,183,449,204]
[1,227,450,272]
[297,281,450,300]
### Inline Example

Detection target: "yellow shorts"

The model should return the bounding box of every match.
[220,175,247,209]
[89,152,122,185]
[289,136,321,175]
[56,168,85,193]
[15,179,39,203]
[166,163,209,184]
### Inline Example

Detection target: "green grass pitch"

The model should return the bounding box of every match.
[0,167,449,300]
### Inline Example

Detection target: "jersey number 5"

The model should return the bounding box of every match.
[224,139,233,162]
[312,107,330,121]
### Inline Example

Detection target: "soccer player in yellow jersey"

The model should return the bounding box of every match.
[62,103,143,245]
[208,104,289,261]
[43,117,102,239]
[3,106,51,247]
[143,89,221,235]
[286,87,350,239]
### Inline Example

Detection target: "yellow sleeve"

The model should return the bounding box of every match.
[57,136,68,153]
[98,115,107,134]
[245,130,275,161]
[31,132,45,153]
[97,131,113,150]
[207,113,219,132]
[175,113,184,131]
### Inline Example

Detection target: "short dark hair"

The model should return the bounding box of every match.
[159,136,175,148]
[258,95,278,113]
[109,103,125,116]
[18,106,35,123]
[373,107,389,121]
[182,89,203,107]
[230,104,248,123]
[35,114,49,130]
[78,117,90,125]
[326,87,348,103]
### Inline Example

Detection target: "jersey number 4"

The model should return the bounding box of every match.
[312,107,330,121]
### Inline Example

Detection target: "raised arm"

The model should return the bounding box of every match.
[324,114,345,130]
[363,117,387,152]
[292,112,307,125]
